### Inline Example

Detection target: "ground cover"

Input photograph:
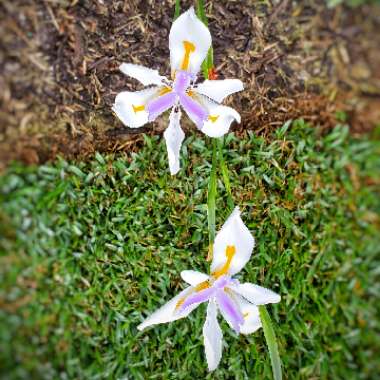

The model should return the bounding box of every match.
[1,0,379,170]
[1,121,379,379]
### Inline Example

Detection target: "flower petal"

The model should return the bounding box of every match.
[179,93,208,129]
[232,294,262,335]
[119,63,166,86]
[169,7,212,76]
[137,286,198,331]
[203,299,223,372]
[180,286,215,311]
[192,93,241,137]
[147,91,177,122]
[113,87,159,128]
[181,270,209,286]
[230,282,281,305]
[163,109,185,175]
[215,289,244,333]
[195,79,244,103]
[201,105,241,137]
[210,207,255,277]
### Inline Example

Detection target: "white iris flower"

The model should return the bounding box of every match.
[138,207,281,371]
[113,8,244,175]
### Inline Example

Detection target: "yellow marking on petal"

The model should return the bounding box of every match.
[187,89,194,97]
[243,312,249,319]
[208,115,219,123]
[181,40,196,71]
[132,105,145,113]
[175,297,185,310]
[175,280,210,311]
[158,86,172,96]
[211,245,236,278]
[195,281,210,292]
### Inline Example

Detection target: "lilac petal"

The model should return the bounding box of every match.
[179,93,208,129]
[146,92,176,121]
[213,275,232,290]
[179,287,215,312]
[216,290,244,333]
[173,70,192,94]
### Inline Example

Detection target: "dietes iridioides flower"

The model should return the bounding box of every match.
[113,8,244,175]
[137,208,281,371]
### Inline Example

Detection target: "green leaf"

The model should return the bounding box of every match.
[259,306,282,380]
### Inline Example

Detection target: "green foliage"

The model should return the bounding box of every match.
[1,121,379,379]
[327,0,380,7]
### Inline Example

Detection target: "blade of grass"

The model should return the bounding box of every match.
[259,306,282,380]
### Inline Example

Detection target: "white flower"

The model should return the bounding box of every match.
[113,8,244,175]
[138,207,281,371]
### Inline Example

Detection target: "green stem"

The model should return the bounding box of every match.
[217,138,234,212]
[196,0,212,78]
[196,0,207,24]
[174,0,180,19]
[207,138,218,251]
[259,306,282,380]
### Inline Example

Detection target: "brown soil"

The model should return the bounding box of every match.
[0,0,379,170]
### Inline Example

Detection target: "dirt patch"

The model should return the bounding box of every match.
[0,0,379,170]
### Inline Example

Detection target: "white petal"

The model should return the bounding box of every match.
[210,207,254,276]
[169,7,212,75]
[193,94,241,137]
[137,286,198,331]
[230,282,281,305]
[113,87,159,128]
[181,270,209,286]
[232,293,262,335]
[163,109,185,175]
[195,79,244,103]
[119,63,166,86]
[201,105,241,137]
[203,299,223,372]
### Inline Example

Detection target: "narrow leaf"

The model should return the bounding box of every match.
[259,306,282,380]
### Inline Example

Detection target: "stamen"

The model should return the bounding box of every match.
[181,40,196,71]
[208,115,219,123]
[158,87,172,96]
[132,105,145,113]
[211,245,236,278]
[187,89,194,97]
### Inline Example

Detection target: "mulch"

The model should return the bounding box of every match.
[0,0,379,170]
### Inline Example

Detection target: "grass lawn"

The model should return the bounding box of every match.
[1,121,379,379]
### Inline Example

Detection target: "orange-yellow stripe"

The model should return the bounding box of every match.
[181,40,196,71]
[211,245,236,278]
[132,105,145,113]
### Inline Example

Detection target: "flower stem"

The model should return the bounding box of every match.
[206,138,217,260]
[259,306,282,380]
[217,138,234,212]
[174,0,180,19]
